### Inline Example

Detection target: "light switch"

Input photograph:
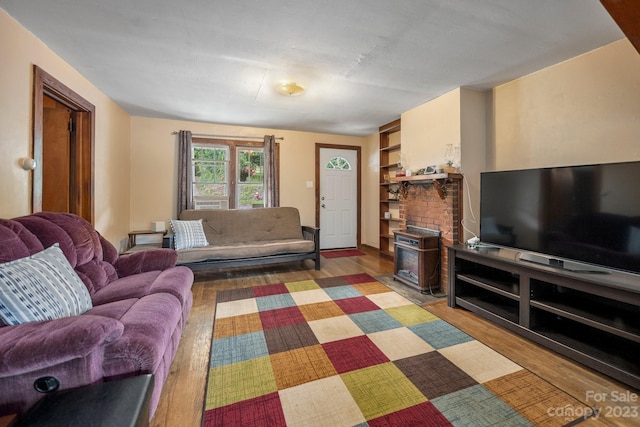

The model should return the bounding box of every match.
[306,181,313,188]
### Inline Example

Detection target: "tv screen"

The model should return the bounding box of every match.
[480,161,640,274]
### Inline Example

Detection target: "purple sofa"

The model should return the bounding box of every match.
[0,212,194,419]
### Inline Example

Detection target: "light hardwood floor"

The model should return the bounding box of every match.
[150,247,639,427]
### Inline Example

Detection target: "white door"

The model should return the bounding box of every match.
[319,148,357,249]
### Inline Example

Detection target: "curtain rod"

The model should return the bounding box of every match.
[171,131,283,141]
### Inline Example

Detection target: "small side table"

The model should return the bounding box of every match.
[13,375,154,427]
[127,230,167,250]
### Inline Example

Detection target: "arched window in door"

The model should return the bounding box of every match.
[326,156,352,170]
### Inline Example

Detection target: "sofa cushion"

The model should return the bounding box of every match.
[91,267,193,307]
[15,213,118,293]
[169,219,209,250]
[0,219,44,263]
[176,239,315,264]
[101,293,183,377]
[86,298,138,320]
[179,207,304,246]
[0,244,93,325]
[16,213,101,268]
[114,249,179,277]
[0,314,123,376]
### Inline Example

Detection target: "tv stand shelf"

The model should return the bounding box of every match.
[447,244,640,390]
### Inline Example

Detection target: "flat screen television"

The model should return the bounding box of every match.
[480,161,640,274]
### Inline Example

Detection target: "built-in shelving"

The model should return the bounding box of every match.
[380,144,401,152]
[448,244,640,390]
[379,119,401,257]
[381,162,401,169]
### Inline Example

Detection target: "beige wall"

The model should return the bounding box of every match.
[492,39,640,171]
[0,9,132,248]
[459,88,487,241]
[129,117,364,234]
[401,88,462,172]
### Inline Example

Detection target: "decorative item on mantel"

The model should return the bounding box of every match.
[387,145,463,201]
[396,152,408,177]
[453,145,461,171]
[442,144,456,173]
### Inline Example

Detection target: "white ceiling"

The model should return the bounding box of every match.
[1,0,624,136]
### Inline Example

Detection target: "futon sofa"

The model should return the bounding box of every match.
[0,212,194,420]
[164,207,320,270]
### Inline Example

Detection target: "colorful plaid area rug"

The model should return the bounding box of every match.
[204,273,590,426]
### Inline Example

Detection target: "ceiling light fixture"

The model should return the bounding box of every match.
[276,81,305,96]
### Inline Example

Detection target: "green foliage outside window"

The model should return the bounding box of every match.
[193,146,228,197]
[191,145,266,208]
[238,149,264,183]
[238,149,265,207]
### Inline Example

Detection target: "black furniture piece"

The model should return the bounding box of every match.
[14,375,154,427]
[447,244,640,390]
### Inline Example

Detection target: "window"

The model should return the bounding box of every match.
[191,139,266,209]
[237,147,265,208]
[192,144,230,210]
[326,156,351,170]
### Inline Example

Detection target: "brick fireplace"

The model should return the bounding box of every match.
[397,175,463,295]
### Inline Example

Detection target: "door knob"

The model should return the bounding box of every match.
[322,204,326,208]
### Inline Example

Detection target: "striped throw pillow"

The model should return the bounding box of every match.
[170,219,209,250]
[0,244,93,325]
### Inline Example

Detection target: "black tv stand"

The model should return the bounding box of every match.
[447,244,640,390]
[517,251,611,273]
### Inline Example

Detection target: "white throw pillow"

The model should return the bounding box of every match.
[170,219,209,250]
[0,244,93,325]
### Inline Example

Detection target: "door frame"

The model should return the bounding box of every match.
[32,65,95,223]
[315,143,362,247]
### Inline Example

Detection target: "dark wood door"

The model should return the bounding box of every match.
[33,66,95,223]
[42,95,72,212]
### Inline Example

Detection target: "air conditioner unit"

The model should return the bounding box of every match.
[194,197,229,210]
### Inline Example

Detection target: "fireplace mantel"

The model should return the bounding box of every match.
[389,173,463,200]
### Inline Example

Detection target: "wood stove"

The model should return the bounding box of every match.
[393,226,440,294]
